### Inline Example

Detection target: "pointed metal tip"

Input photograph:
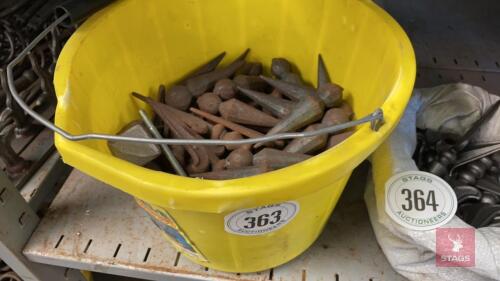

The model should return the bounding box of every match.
[236,86,251,93]
[131,92,148,102]
[237,86,267,98]
[212,51,227,64]
[317,54,325,69]
[236,48,251,61]
[317,54,330,86]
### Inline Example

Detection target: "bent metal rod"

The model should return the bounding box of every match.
[7,13,385,147]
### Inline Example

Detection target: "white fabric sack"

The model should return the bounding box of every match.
[365,83,500,281]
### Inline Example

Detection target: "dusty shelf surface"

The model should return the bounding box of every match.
[24,169,405,281]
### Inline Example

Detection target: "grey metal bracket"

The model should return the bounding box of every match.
[1,169,84,281]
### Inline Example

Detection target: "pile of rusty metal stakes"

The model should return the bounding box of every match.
[0,0,74,179]
[415,102,500,227]
[109,50,355,180]
[0,271,20,281]
[0,257,20,281]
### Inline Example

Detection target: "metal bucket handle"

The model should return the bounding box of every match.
[7,13,385,146]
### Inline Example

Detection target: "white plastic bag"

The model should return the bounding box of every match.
[365,83,500,281]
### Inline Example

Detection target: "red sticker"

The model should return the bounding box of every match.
[436,227,475,267]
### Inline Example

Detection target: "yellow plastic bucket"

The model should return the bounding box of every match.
[53,0,415,273]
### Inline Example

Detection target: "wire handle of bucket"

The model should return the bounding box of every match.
[6,13,385,146]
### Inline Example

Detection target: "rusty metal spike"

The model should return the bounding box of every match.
[271,58,292,78]
[316,55,344,107]
[160,109,210,174]
[162,121,170,137]
[191,165,272,180]
[160,105,210,135]
[255,95,325,148]
[219,98,279,127]
[213,159,226,171]
[270,89,283,99]
[186,152,209,174]
[190,107,263,139]
[169,118,221,170]
[211,123,227,140]
[214,78,236,100]
[212,145,226,157]
[238,62,263,76]
[158,84,166,103]
[233,75,269,92]
[238,87,294,118]
[108,121,161,166]
[139,110,186,176]
[186,49,250,97]
[132,92,209,135]
[221,131,252,151]
[321,108,349,126]
[328,131,354,148]
[238,63,254,76]
[161,118,200,165]
[259,75,314,101]
[171,145,186,166]
[317,83,343,108]
[207,149,223,170]
[164,85,193,111]
[183,51,226,81]
[261,75,342,108]
[317,54,330,87]
[196,92,221,115]
[133,92,213,172]
[284,124,328,154]
[248,62,263,76]
[225,147,253,169]
[222,131,242,151]
[209,124,227,156]
[340,102,354,119]
[271,58,303,85]
[282,72,304,85]
[253,148,311,169]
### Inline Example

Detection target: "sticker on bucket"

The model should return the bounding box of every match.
[385,171,458,231]
[136,199,207,262]
[225,201,299,236]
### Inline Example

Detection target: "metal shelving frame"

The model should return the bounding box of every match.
[0,139,84,281]
[0,83,84,280]
[377,0,500,95]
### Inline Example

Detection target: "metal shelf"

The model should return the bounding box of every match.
[376,0,500,95]
[0,116,83,281]
[23,169,404,281]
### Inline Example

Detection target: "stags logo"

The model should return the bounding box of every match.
[436,228,475,267]
[449,234,464,252]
